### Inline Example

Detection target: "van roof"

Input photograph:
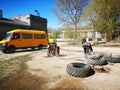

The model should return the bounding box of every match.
[7,29,46,34]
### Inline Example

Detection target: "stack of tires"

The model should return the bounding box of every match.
[87,54,120,65]
[66,54,120,78]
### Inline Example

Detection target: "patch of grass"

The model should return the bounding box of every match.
[0,55,32,79]
[0,55,48,90]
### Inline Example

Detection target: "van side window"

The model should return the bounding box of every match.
[34,34,45,39]
[22,34,32,39]
[41,34,45,39]
[12,33,20,39]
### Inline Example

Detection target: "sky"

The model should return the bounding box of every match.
[0,0,61,29]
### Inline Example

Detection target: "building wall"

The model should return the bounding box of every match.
[62,29,106,42]
[0,23,28,40]
[30,15,47,32]
[11,14,47,33]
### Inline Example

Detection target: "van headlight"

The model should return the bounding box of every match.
[1,43,8,46]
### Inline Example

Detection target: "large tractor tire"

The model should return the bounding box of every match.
[66,63,95,78]
[111,57,120,63]
[87,54,108,66]
[106,56,120,63]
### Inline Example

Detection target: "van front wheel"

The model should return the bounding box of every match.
[7,46,15,53]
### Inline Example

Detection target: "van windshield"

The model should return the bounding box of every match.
[4,33,12,40]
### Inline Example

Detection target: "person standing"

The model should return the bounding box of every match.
[82,38,93,58]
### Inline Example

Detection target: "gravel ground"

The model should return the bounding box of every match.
[26,45,120,90]
[0,44,120,90]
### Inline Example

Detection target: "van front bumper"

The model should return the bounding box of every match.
[0,44,8,51]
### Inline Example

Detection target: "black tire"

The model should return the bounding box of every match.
[87,54,108,66]
[111,57,120,63]
[47,48,51,57]
[2,49,7,53]
[107,57,120,63]
[7,46,15,53]
[31,47,35,51]
[102,54,120,63]
[38,45,43,50]
[66,63,95,78]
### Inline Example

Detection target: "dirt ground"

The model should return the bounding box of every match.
[0,44,120,90]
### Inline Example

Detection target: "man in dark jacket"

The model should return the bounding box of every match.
[82,38,93,55]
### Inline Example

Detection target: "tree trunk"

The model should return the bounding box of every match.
[74,19,78,38]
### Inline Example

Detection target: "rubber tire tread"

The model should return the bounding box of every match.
[66,63,94,78]
[87,54,108,66]
[108,57,120,63]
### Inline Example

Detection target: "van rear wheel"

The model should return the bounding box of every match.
[38,45,43,50]
[31,47,35,51]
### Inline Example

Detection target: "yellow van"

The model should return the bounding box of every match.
[0,29,48,53]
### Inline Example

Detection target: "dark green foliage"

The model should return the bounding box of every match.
[87,0,120,41]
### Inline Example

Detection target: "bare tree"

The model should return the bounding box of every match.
[54,0,87,37]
